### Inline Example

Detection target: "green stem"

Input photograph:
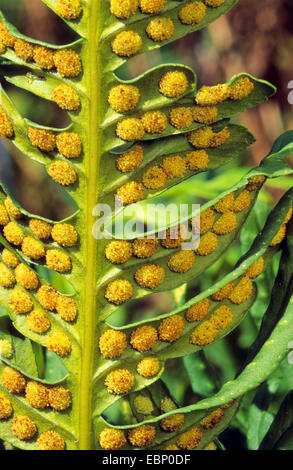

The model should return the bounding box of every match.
[78,0,101,450]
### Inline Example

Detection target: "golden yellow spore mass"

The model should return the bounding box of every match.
[115,181,144,205]
[99,329,127,359]
[186,298,210,322]
[116,145,143,172]
[28,127,56,152]
[110,0,138,19]
[133,238,158,258]
[161,156,187,178]
[116,118,145,141]
[2,249,19,268]
[189,320,218,346]
[158,314,185,342]
[105,279,134,305]
[160,414,185,432]
[27,310,51,334]
[179,1,207,25]
[229,276,253,304]
[9,289,33,314]
[49,386,71,411]
[105,240,133,264]
[139,0,166,14]
[112,30,142,57]
[11,416,37,440]
[229,76,254,100]
[46,249,72,273]
[21,236,45,260]
[33,46,55,70]
[210,305,233,329]
[37,430,65,450]
[245,257,264,279]
[0,395,13,420]
[168,249,195,273]
[29,219,52,240]
[143,166,167,189]
[192,105,218,123]
[54,49,82,78]
[46,332,71,357]
[25,381,49,409]
[169,107,193,129]
[56,132,82,159]
[52,85,81,110]
[186,150,209,171]
[0,203,9,225]
[188,126,230,148]
[99,428,126,450]
[57,295,78,322]
[141,111,168,134]
[14,39,34,61]
[37,285,59,311]
[15,263,39,290]
[128,424,156,447]
[130,325,158,352]
[176,427,202,449]
[0,263,15,288]
[56,0,82,20]
[196,231,218,255]
[48,161,77,186]
[200,408,224,429]
[135,264,165,288]
[0,23,15,47]
[146,17,175,42]
[1,366,26,394]
[137,357,160,377]
[159,71,189,98]
[5,197,22,219]
[196,84,229,106]
[108,84,140,113]
[3,221,25,246]
[213,211,237,235]
[161,225,186,249]
[270,224,286,247]
[0,108,14,138]
[104,368,134,395]
[211,280,234,301]
[51,223,78,247]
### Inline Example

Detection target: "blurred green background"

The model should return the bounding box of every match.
[0,0,293,450]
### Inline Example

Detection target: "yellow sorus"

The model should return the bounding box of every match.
[116,145,143,172]
[284,207,293,224]
[192,105,218,123]
[186,150,209,171]
[213,211,237,235]
[162,155,186,178]
[0,263,15,288]
[203,442,217,450]
[14,39,34,61]
[159,71,189,98]
[54,49,82,77]
[128,424,156,447]
[15,263,39,290]
[115,181,144,205]
[233,190,251,212]
[116,118,145,141]
[99,329,127,359]
[188,126,230,148]
[176,427,202,450]
[143,166,167,189]
[0,40,5,53]
[0,23,15,47]
[105,279,134,305]
[48,386,71,411]
[48,161,77,186]
[29,219,52,240]
[37,430,65,450]
[3,221,25,245]
[108,84,140,113]
[25,381,49,409]
[9,289,33,314]
[186,298,210,322]
[112,30,142,57]
[161,397,177,412]
[105,240,132,264]
[146,17,174,42]
[141,110,168,134]
[246,175,266,191]
[56,0,82,20]
[168,250,195,273]
[196,84,229,106]
[37,285,59,311]
[134,395,154,414]
[0,339,13,358]
[200,408,224,429]
[104,368,134,395]
[197,207,215,234]
[46,332,71,357]
[245,257,264,279]
[2,249,19,268]
[51,223,78,247]
[229,276,253,304]
[21,236,45,260]
[56,132,82,159]
[189,320,218,346]
[1,366,26,394]
[46,249,72,273]
[27,310,51,334]
[169,107,193,129]
[56,295,78,322]
[28,126,56,152]
[99,428,126,450]
[0,395,13,420]
[11,416,37,440]
[213,193,234,213]
[270,224,286,247]
[179,1,207,25]
[52,85,80,111]
[135,264,165,288]
[130,325,158,352]
[139,0,166,14]
[160,414,185,432]
[33,46,55,70]
[158,314,185,342]
[204,0,227,6]
[110,0,138,19]
[4,197,22,219]
[0,203,9,225]
[0,108,13,138]
[137,357,160,377]
[165,444,180,450]
[229,77,254,101]
[210,305,233,329]
[161,225,186,249]
[211,280,234,301]
[133,237,158,258]
[196,231,218,255]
